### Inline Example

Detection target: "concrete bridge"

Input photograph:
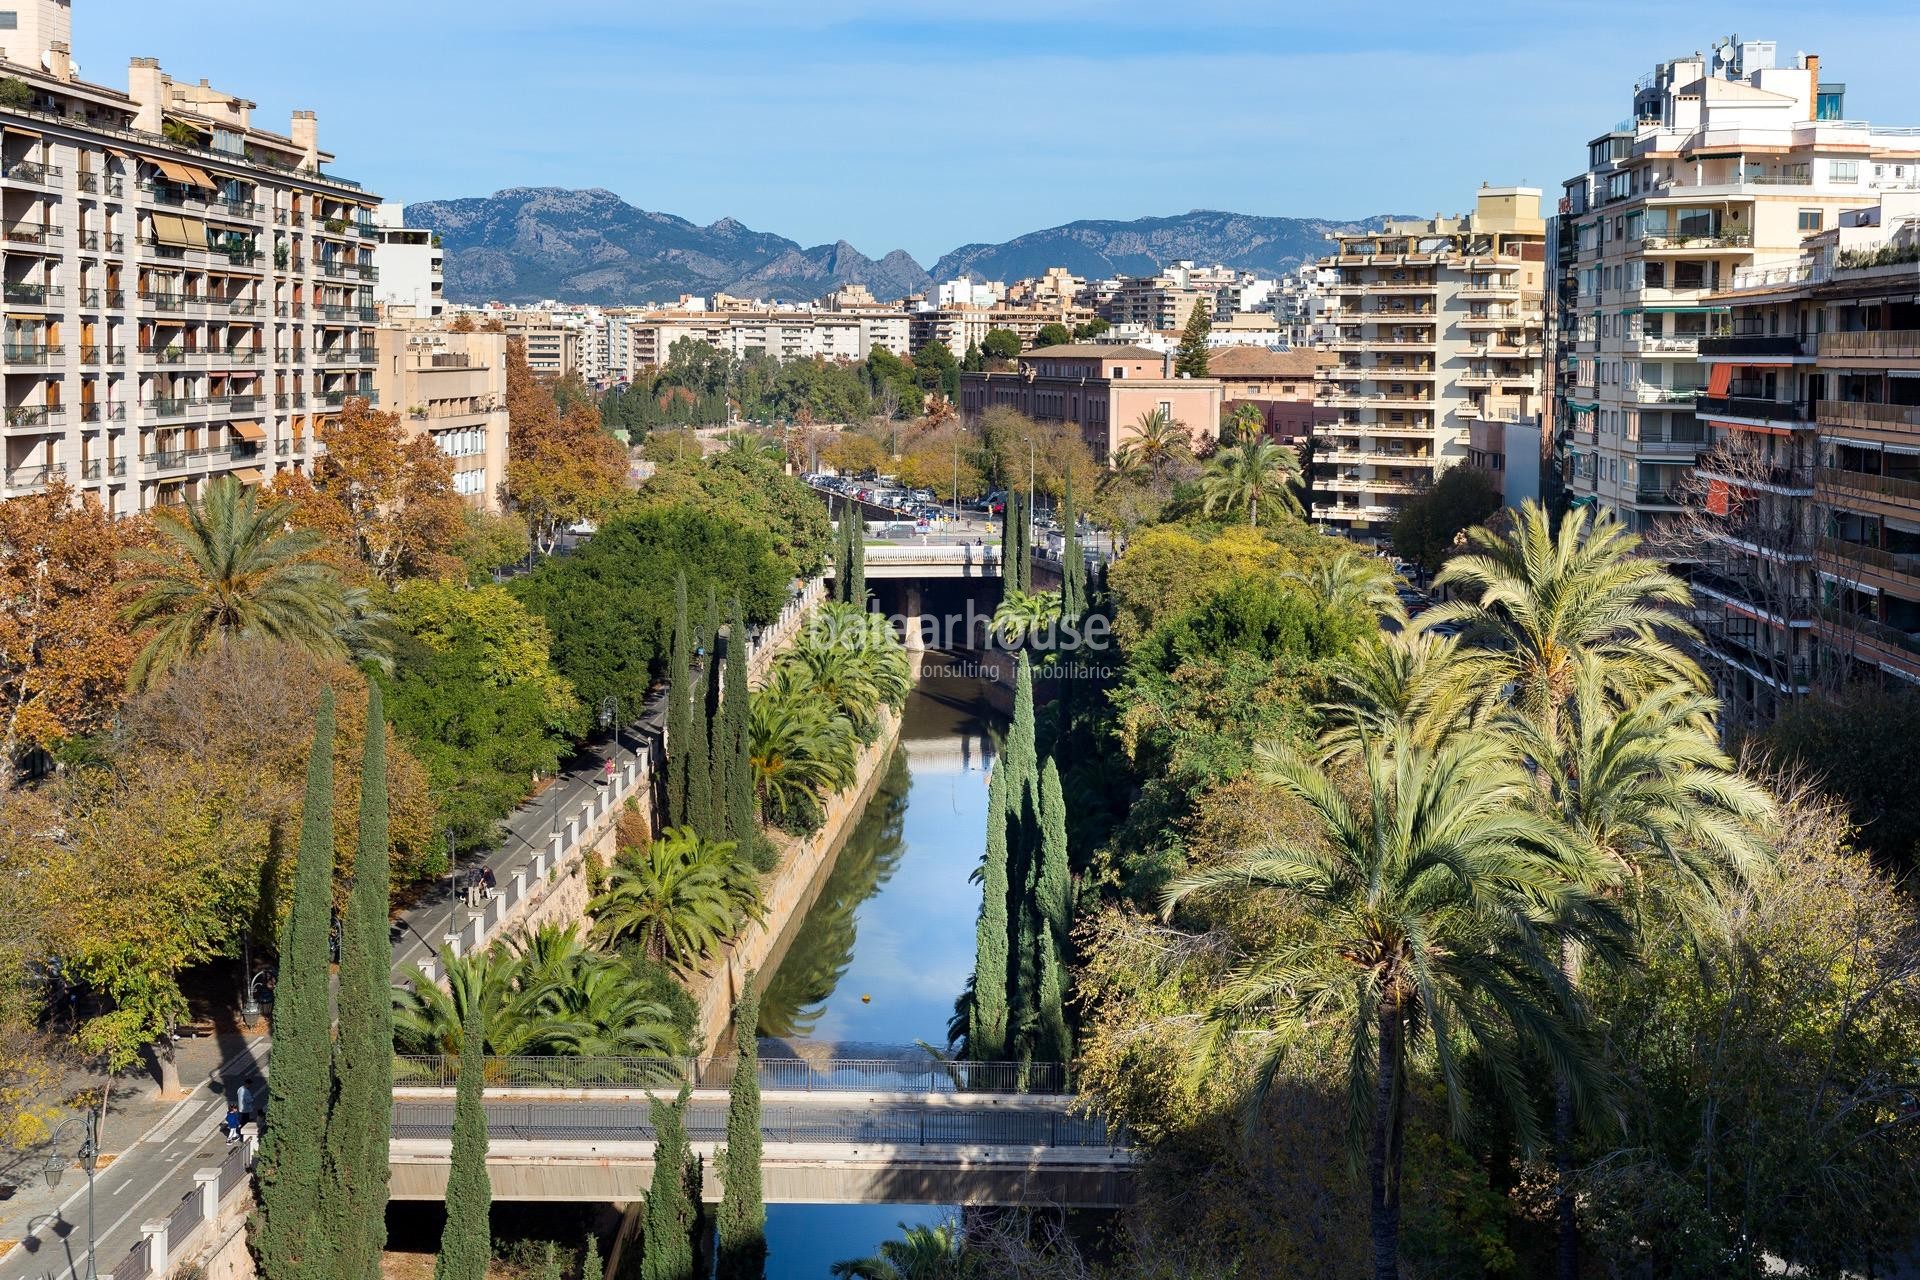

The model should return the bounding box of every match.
[830,540,1006,580]
[384,1054,1132,1208]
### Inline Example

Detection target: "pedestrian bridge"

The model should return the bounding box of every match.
[385,1053,1132,1208]
[830,541,1006,580]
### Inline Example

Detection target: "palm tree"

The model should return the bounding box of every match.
[392,946,535,1058]
[1119,408,1190,481]
[1319,630,1494,760]
[750,677,859,827]
[1198,438,1303,527]
[784,641,885,738]
[1289,552,1407,625]
[802,602,911,707]
[1222,401,1266,448]
[1501,671,1773,1280]
[990,588,1063,648]
[829,1221,964,1280]
[123,475,349,688]
[1422,500,1702,741]
[589,827,759,971]
[1163,732,1622,1280]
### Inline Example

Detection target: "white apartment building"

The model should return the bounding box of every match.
[1554,37,1920,532]
[1274,262,1341,349]
[0,0,381,516]
[932,277,1004,308]
[371,202,442,319]
[1312,186,1548,544]
[624,308,910,368]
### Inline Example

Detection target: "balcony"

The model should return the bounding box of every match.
[1457,284,1521,300]
[1816,607,1920,682]
[139,291,208,314]
[1815,465,1920,517]
[77,173,125,197]
[2,462,66,490]
[1630,433,1709,457]
[1817,400,1920,442]
[3,223,59,250]
[2,343,63,366]
[1818,536,1920,595]
[78,288,127,310]
[79,457,129,480]
[1641,232,1753,251]
[2,282,62,308]
[80,344,126,367]
[80,403,127,424]
[1819,330,1920,360]
[1632,485,1689,508]
[78,231,125,253]
[1460,311,1543,330]
[1699,334,1806,358]
[2,161,61,187]
[1630,384,1701,405]
[2,404,66,430]
[1696,395,1809,426]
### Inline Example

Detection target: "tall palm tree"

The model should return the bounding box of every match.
[1119,408,1190,481]
[122,475,349,688]
[1289,552,1407,625]
[1163,732,1622,1280]
[750,677,859,827]
[1198,438,1303,527]
[1422,500,1702,741]
[1223,401,1266,448]
[1319,630,1494,760]
[990,588,1063,648]
[829,1221,964,1280]
[589,827,759,971]
[1501,672,1773,1280]
[802,601,912,707]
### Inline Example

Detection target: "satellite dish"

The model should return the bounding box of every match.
[40,50,50,69]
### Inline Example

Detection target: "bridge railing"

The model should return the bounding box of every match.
[393,1054,1071,1095]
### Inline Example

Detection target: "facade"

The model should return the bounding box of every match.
[1095,263,1222,333]
[0,4,380,515]
[617,307,910,368]
[370,320,509,513]
[957,343,1223,463]
[1553,37,1920,534]
[907,298,1092,358]
[1311,186,1548,542]
[1207,346,1334,444]
[371,202,442,318]
[1690,193,1920,726]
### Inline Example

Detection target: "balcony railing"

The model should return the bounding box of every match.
[1817,400,1920,433]
[1818,605,1920,664]
[80,345,126,366]
[81,402,127,423]
[2,283,61,306]
[1819,536,1920,586]
[1642,232,1753,250]
[1696,395,1809,425]
[80,457,129,480]
[3,223,59,247]
[3,405,66,428]
[2,343,64,365]
[77,172,125,197]
[3,462,66,488]
[78,288,126,309]
[1820,330,1920,359]
[2,161,61,186]
[1631,384,1701,404]
[1815,465,1920,508]
[79,231,125,253]
[1699,334,1805,358]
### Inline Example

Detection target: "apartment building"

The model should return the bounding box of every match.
[1094,263,1224,333]
[0,3,380,515]
[371,203,442,319]
[617,307,910,368]
[907,297,1090,358]
[1554,37,1920,534]
[485,310,582,379]
[370,319,509,513]
[1208,346,1333,445]
[1689,193,1920,725]
[1311,186,1547,542]
[957,344,1222,463]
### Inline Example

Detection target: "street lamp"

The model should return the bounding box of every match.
[443,826,460,940]
[599,695,622,755]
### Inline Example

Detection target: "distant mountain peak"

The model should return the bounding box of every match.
[407,188,1394,306]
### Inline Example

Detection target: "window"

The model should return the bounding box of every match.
[0,12,16,28]
[1798,209,1823,232]
[1832,160,1859,183]
[1158,400,1172,420]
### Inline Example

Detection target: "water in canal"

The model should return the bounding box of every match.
[754,651,1001,1277]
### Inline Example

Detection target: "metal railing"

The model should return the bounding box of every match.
[1696,395,1809,425]
[1820,329,1920,359]
[1699,334,1805,358]
[1819,535,1920,582]
[394,1052,1072,1094]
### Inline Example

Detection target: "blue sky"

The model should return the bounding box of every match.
[75,1,1920,263]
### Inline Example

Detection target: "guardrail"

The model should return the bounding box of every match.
[393,1052,1071,1095]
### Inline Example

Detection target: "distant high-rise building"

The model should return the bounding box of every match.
[0,0,382,515]
[372,203,443,319]
[1310,187,1547,543]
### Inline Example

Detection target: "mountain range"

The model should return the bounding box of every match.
[404,187,1395,306]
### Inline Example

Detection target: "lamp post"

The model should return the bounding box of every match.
[599,695,622,756]
[443,826,460,942]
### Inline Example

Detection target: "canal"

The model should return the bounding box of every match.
[754,651,1002,1277]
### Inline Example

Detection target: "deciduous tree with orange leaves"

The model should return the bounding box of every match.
[272,397,469,584]
[504,338,627,551]
[0,483,143,788]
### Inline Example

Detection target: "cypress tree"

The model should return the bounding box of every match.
[969,765,1010,1061]
[1060,482,1084,622]
[254,690,337,1280]
[1036,922,1072,1066]
[723,599,754,851]
[1037,757,1071,945]
[323,684,393,1280]
[705,589,726,835]
[848,510,866,607]
[434,1001,491,1280]
[641,1086,695,1280]
[581,1233,602,1280]
[1000,655,1042,1051]
[715,978,765,1280]
[666,574,691,828]
[686,652,713,841]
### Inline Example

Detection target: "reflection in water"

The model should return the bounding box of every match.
[758,748,911,1040]
[756,655,1004,1276]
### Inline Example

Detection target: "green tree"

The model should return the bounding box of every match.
[1387,465,1501,573]
[685,642,714,841]
[1162,733,1621,1280]
[253,691,338,1280]
[1113,409,1191,484]
[1762,680,1920,870]
[1198,439,1303,528]
[980,328,1021,361]
[829,1222,964,1280]
[641,1086,696,1280]
[748,679,858,834]
[716,977,766,1279]
[323,683,394,1280]
[1058,481,1087,622]
[720,599,753,846]
[590,827,758,971]
[968,765,1010,1061]
[912,341,960,401]
[582,1233,602,1280]
[667,575,691,828]
[848,510,866,608]
[1174,304,1212,378]
[433,1000,491,1280]
[1034,322,1072,348]
[124,475,349,689]
[1036,921,1071,1066]
[1070,318,1110,341]
[1221,400,1265,448]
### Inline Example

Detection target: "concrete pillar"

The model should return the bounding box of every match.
[466,914,485,953]
[441,931,462,958]
[193,1168,221,1219]
[902,584,926,652]
[418,957,437,982]
[549,833,564,864]
[512,867,527,900]
[140,1220,169,1274]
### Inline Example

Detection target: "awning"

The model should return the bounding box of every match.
[232,467,265,485]
[181,165,217,190]
[229,420,265,442]
[3,125,41,141]
[1708,364,1733,396]
[150,213,205,248]
[1644,304,1731,313]
[154,159,198,185]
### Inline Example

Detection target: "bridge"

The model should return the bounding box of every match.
[385,1053,1132,1208]
[832,540,1006,579]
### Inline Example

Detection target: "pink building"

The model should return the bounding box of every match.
[957,344,1223,463]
